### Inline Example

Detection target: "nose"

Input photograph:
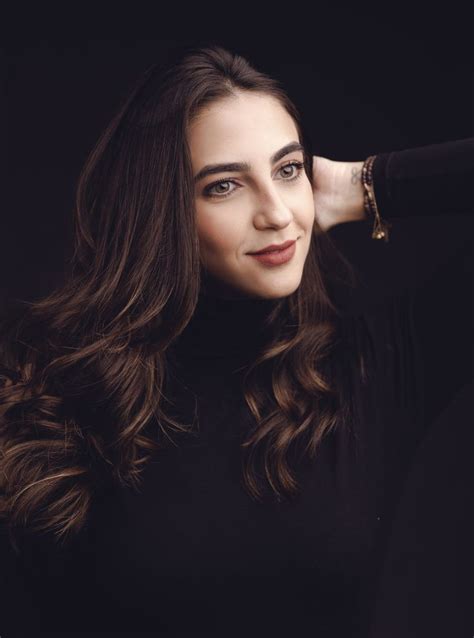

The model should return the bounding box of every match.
[252,182,294,230]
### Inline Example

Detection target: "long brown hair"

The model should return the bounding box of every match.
[0,43,365,549]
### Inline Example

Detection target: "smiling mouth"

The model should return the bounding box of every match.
[247,240,297,266]
[248,238,298,255]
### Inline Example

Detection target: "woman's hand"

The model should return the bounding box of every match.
[312,156,367,232]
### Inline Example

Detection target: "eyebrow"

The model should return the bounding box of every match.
[193,141,305,183]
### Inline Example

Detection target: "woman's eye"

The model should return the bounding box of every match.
[279,162,301,178]
[203,160,305,199]
[202,179,238,199]
[209,181,235,197]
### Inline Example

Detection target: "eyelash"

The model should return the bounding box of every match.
[203,160,305,199]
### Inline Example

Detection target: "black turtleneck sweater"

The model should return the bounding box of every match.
[1,138,473,637]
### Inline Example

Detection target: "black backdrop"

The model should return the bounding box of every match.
[2,6,473,303]
[2,6,473,637]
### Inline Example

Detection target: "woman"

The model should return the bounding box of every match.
[0,44,472,636]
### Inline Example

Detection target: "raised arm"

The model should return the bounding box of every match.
[312,137,474,232]
[369,137,474,220]
[314,138,474,310]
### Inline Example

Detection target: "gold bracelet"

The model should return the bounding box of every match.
[361,155,392,242]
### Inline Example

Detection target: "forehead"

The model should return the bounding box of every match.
[187,92,298,158]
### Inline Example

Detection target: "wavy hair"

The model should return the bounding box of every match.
[0,43,366,549]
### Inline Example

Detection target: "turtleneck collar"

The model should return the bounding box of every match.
[169,273,281,362]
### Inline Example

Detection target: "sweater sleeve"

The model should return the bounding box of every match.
[327,137,474,311]
[326,138,473,426]
[371,137,474,219]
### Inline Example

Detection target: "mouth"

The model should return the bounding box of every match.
[247,239,296,255]
[247,239,297,266]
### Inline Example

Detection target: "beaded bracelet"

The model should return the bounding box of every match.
[361,155,392,242]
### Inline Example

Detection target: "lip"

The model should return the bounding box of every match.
[248,239,296,255]
[248,240,297,266]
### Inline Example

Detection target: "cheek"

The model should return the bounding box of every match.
[299,194,316,233]
[304,206,316,231]
[196,209,245,255]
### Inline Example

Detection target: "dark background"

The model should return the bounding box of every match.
[2,6,473,302]
[2,6,473,636]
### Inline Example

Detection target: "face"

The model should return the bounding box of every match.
[187,91,315,300]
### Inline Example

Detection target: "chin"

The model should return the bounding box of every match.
[206,264,304,300]
[249,276,302,300]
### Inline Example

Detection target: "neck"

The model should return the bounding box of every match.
[200,268,265,301]
[169,273,282,362]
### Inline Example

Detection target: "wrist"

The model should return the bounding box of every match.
[312,156,367,231]
[343,161,366,221]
